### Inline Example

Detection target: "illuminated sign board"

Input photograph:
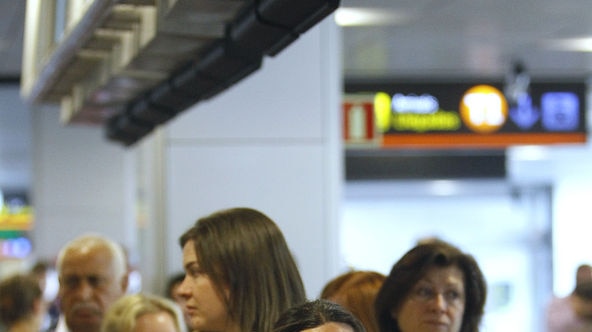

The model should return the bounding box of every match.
[343,81,587,148]
[0,236,32,259]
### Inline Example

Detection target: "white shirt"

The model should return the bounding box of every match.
[54,316,70,332]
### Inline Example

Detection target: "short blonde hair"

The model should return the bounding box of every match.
[100,293,187,332]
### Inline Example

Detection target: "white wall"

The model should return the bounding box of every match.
[0,83,31,191]
[30,105,136,259]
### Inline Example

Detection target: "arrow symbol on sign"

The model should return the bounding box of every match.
[509,95,539,130]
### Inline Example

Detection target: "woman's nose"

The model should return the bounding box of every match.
[176,277,191,298]
[429,293,447,311]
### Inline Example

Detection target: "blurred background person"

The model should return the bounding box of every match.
[101,293,187,332]
[0,273,45,332]
[165,273,185,303]
[29,260,60,331]
[55,234,129,332]
[375,242,487,332]
[164,272,190,331]
[177,207,306,332]
[321,270,385,332]
[273,299,366,332]
[546,264,592,331]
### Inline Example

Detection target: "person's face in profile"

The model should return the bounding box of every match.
[178,240,239,332]
[302,322,355,332]
[134,311,178,332]
[392,265,466,332]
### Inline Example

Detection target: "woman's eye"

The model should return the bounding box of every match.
[191,268,205,277]
[416,287,434,298]
[445,290,462,301]
[185,266,202,277]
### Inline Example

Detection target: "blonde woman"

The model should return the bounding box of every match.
[101,293,187,332]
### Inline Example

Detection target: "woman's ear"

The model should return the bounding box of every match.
[390,307,398,320]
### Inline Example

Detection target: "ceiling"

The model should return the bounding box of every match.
[339,0,592,81]
[3,1,592,81]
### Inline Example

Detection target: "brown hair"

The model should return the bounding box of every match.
[375,242,487,332]
[321,270,385,332]
[0,274,42,326]
[179,207,306,331]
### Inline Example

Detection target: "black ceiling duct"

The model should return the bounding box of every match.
[170,62,226,101]
[106,113,154,147]
[258,0,340,35]
[128,99,176,126]
[105,0,340,146]
[228,4,298,57]
[197,39,263,88]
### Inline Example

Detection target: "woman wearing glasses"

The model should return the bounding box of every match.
[375,241,487,332]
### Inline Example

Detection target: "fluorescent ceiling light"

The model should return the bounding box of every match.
[427,180,461,196]
[335,7,411,27]
[508,145,549,161]
[542,37,592,52]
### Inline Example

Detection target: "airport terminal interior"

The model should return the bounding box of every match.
[2,1,592,332]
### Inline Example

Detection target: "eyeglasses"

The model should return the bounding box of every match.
[409,285,465,308]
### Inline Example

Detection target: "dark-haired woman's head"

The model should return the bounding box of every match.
[375,242,487,332]
[274,299,366,332]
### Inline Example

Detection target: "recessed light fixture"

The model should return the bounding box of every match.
[508,145,549,161]
[335,7,412,27]
[541,37,592,52]
[428,180,460,196]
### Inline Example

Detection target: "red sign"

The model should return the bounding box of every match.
[343,96,379,146]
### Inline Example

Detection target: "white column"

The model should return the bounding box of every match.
[30,105,136,259]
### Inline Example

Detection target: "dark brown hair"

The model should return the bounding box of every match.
[0,274,42,326]
[375,242,487,332]
[273,299,366,332]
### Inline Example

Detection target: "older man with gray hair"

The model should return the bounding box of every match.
[54,234,129,332]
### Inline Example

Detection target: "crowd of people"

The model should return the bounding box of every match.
[0,206,587,332]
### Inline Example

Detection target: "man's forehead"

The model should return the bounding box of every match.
[61,251,115,273]
[63,244,113,261]
[60,271,110,278]
[61,261,112,276]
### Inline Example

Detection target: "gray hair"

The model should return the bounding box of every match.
[56,233,127,280]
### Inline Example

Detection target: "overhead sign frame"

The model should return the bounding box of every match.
[343,81,587,149]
